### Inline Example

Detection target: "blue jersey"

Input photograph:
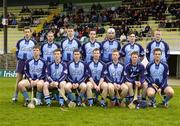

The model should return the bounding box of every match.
[87,60,106,84]
[41,42,59,63]
[146,61,168,88]
[121,42,144,64]
[106,62,124,84]
[67,60,87,83]
[16,38,36,60]
[47,61,67,82]
[124,62,145,84]
[146,39,170,62]
[82,41,101,63]
[25,58,46,80]
[61,38,81,62]
[101,39,121,63]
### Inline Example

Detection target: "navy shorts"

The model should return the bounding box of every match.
[16,60,26,74]
[148,85,168,95]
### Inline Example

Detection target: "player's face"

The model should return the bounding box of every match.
[93,50,100,60]
[154,31,162,41]
[89,31,96,41]
[112,52,119,61]
[74,52,81,61]
[131,54,139,64]
[67,28,74,38]
[107,32,115,40]
[54,51,61,61]
[128,34,136,43]
[33,48,40,57]
[154,51,162,61]
[24,29,32,39]
[47,33,54,42]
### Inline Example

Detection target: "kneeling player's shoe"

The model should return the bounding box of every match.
[77,102,82,107]
[159,101,168,108]
[100,103,107,108]
[47,103,51,107]
[148,102,156,108]
[100,100,107,108]
[12,97,18,103]
[139,100,147,108]
[89,104,92,107]
[163,102,168,108]
[88,99,93,107]
[33,98,43,106]
[23,100,30,107]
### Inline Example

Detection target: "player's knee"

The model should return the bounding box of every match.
[142,82,148,89]
[101,82,108,90]
[125,82,132,88]
[86,82,93,89]
[18,82,23,90]
[60,81,66,88]
[37,82,44,90]
[43,82,49,89]
[108,84,114,92]
[122,84,128,92]
[166,88,174,97]
[80,83,87,91]
[147,90,155,97]
[65,84,71,92]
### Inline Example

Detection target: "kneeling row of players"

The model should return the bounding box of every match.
[17,47,174,109]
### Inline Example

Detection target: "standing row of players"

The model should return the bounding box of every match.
[13,26,174,108]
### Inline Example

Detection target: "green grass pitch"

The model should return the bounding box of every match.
[0,77,180,126]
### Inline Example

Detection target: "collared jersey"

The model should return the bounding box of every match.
[16,38,36,60]
[25,58,46,80]
[146,39,170,62]
[61,38,81,62]
[121,42,144,64]
[82,41,101,63]
[101,39,121,63]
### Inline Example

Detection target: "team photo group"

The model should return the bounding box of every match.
[12,25,174,109]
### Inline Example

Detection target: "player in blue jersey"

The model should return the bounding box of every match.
[125,51,148,107]
[65,49,87,106]
[121,32,144,64]
[12,26,36,102]
[101,28,121,63]
[18,45,46,106]
[86,48,108,107]
[146,48,174,108]
[146,30,170,63]
[61,26,81,62]
[41,31,60,64]
[82,29,101,63]
[106,50,128,107]
[43,49,67,107]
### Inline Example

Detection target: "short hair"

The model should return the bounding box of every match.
[73,49,80,54]
[131,51,139,56]
[47,31,54,36]
[93,48,100,53]
[112,49,119,53]
[155,29,161,32]
[153,48,162,54]
[33,45,40,50]
[67,25,74,30]
[89,28,96,33]
[54,48,61,54]
[128,31,135,36]
[107,28,115,33]
[24,26,32,32]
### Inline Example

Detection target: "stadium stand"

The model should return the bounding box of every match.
[0,0,179,77]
